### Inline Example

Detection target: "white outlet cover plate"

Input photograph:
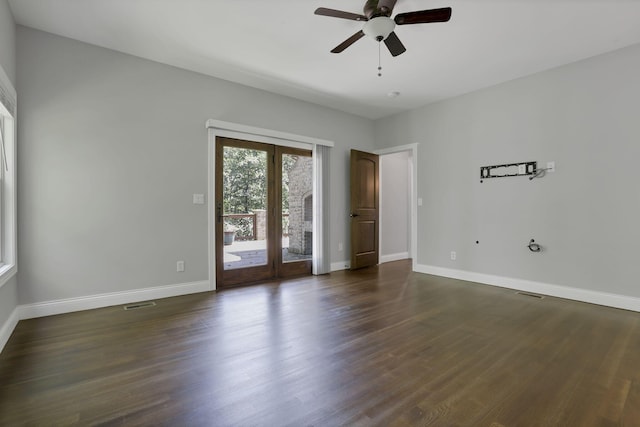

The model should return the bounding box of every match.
[547,161,555,172]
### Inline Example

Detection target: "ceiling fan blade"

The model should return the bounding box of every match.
[384,31,406,57]
[315,7,368,21]
[377,0,398,15]
[394,7,452,25]
[331,30,365,53]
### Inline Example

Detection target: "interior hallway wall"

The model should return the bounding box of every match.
[379,151,410,262]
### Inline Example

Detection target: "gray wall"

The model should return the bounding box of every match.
[0,0,17,328]
[16,26,374,304]
[12,19,640,307]
[380,151,409,259]
[374,43,640,298]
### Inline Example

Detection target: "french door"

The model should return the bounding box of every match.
[215,137,312,288]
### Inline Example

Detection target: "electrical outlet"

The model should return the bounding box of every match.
[418,198,423,206]
[177,261,185,272]
[192,194,205,204]
[338,242,343,251]
[450,251,456,261]
[547,161,555,172]
[518,164,526,175]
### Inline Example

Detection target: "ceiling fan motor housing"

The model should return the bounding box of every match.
[363,16,395,41]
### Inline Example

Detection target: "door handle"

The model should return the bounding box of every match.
[350,213,359,218]
[217,202,223,223]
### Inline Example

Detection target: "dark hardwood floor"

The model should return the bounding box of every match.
[1,260,639,426]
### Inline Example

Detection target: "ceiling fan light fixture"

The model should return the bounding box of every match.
[363,16,395,41]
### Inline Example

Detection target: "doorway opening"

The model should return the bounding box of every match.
[377,144,417,267]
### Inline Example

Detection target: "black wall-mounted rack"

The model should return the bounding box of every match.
[480,161,537,183]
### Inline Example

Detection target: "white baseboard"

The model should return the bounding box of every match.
[331,260,350,272]
[414,264,640,313]
[331,255,409,271]
[19,280,211,320]
[0,306,20,354]
[380,252,410,264]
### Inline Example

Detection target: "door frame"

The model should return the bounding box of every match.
[374,143,418,270]
[207,120,334,291]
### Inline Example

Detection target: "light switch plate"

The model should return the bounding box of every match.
[193,194,205,204]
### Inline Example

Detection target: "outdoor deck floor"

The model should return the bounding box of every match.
[223,238,310,269]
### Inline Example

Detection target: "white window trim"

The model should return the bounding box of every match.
[0,64,17,288]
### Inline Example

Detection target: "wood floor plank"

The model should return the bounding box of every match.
[2,260,640,426]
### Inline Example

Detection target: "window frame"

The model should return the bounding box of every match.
[0,65,17,288]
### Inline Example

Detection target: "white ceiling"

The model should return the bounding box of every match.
[8,0,640,119]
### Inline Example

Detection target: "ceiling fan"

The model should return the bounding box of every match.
[315,0,452,57]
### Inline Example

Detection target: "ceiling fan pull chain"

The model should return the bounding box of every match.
[378,42,382,77]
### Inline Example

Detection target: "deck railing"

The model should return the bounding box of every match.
[223,212,289,241]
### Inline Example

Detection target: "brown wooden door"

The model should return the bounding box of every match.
[215,137,312,288]
[350,149,379,270]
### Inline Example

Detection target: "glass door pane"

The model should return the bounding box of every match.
[222,145,269,270]
[281,152,313,264]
